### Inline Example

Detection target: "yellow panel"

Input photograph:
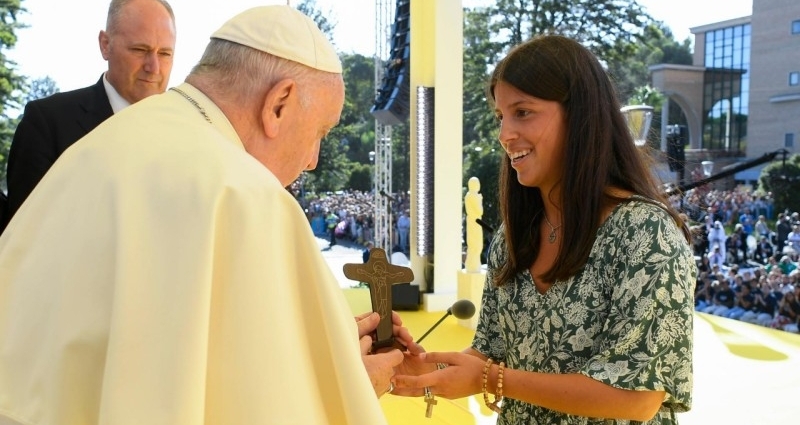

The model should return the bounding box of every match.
[410,0,436,86]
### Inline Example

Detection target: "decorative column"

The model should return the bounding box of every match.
[409,0,463,311]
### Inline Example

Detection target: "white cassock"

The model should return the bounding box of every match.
[0,83,386,425]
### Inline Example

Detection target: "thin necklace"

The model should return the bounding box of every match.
[543,213,562,244]
[170,87,212,124]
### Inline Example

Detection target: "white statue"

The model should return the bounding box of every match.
[464,177,483,273]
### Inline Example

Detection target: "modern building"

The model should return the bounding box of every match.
[650,0,800,185]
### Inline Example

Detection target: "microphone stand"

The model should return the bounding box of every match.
[416,310,452,343]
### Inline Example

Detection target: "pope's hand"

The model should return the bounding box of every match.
[355,311,414,350]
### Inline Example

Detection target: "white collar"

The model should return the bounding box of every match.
[102,73,131,114]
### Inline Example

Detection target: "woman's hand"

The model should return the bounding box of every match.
[391,351,486,399]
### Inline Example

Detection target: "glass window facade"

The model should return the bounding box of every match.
[786,133,795,149]
[793,20,800,34]
[702,23,750,152]
[791,72,800,86]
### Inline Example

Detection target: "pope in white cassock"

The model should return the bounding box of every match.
[0,5,412,425]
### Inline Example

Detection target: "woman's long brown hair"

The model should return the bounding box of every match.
[490,35,690,287]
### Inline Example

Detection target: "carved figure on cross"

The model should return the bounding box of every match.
[343,247,414,349]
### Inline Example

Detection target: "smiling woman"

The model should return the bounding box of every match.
[389,34,696,425]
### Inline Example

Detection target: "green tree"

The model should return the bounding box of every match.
[462,6,502,147]
[308,50,412,195]
[26,75,58,99]
[484,0,651,59]
[390,121,410,194]
[296,0,416,194]
[0,0,27,189]
[607,23,691,101]
[347,163,372,192]
[759,154,800,214]
[295,0,358,194]
[308,128,351,193]
[339,53,377,165]
[461,7,504,229]
[308,53,380,193]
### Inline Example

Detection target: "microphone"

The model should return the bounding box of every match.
[416,299,476,343]
[476,218,494,233]
[379,190,396,202]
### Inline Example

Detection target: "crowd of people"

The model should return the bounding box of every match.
[670,185,800,333]
[295,188,412,253]
[300,183,800,336]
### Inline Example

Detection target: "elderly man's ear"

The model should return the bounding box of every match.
[262,78,298,138]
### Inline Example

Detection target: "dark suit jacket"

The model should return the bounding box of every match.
[0,190,7,234]
[3,76,113,232]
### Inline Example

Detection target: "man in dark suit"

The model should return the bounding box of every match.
[2,0,176,233]
[0,191,6,231]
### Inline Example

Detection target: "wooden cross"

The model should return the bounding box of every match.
[343,248,414,350]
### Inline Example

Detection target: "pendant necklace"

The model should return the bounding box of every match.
[543,213,562,244]
[170,87,212,124]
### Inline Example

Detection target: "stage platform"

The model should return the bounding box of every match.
[333,244,799,424]
[360,305,800,424]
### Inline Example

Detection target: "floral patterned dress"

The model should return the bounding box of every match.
[473,198,696,424]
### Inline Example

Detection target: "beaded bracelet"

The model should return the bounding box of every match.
[481,358,493,408]
[492,361,505,412]
[481,358,504,413]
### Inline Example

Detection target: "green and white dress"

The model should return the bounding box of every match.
[473,197,696,425]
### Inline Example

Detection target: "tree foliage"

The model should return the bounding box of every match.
[483,0,651,60]
[462,7,504,229]
[347,163,372,192]
[759,154,800,214]
[308,53,375,193]
[606,23,691,101]
[462,7,503,146]
[0,0,26,188]
[0,0,24,111]
[26,75,57,100]
[301,50,412,194]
